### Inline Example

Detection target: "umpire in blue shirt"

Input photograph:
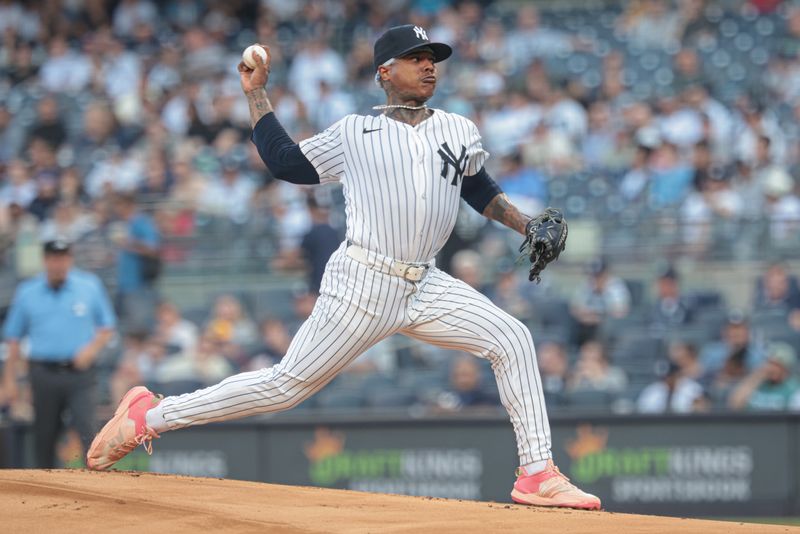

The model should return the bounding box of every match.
[2,240,116,467]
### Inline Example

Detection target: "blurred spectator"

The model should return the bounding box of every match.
[753,262,800,319]
[582,101,619,170]
[650,265,697,328]
[700,310,766,376]
[672,50,707,93]
[169,154,205,211]
[648,143,694,208]
[153,300,199,355]
[110,333,152,403]
[0,1,41,40]
[246,318,292,371]
[482,90,540,157]
[266,182,312,264]
[155,332,234,386]
[74,102,126,177]
[538,341,570,401]
[342,338,397,378]
[0,105,13,163]
[567,341,627,394]
[683,85,733,161]
[678,0,716,46]
[111,192,161,335]
[199,158,256,225]
[777,6,800,58]
[522,119,580,174]
[496,151,546,217]
[113,0,158,39]
[26,96,67,151]
[680,171,743,254]
[436,356,498,410]
[58,167,90,207]
[506,5,576,71]
[138,156,173,201]
[288,289,318,335]
[659,93,703,148]
[668,341,704,382]
[617,0,681,50]
[570,258,631,344]
[620,145,653,201]
[485,263,533,321]
[288,35,346,110]
[39,201,95,243]
[730,158,763,221]
[310,80,356,131]
[637,361,704,413]
[205,294,258,368]
[0,160,37,209]
[761,167,800,243]
[39,36,92,94]
[29,174,61,222]
[728,343,800,411]
[300,196,340,294]
[545,80,588,143]
[451,249,489,293]
[753,262,800,331]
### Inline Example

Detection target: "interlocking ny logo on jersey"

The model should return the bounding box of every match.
[414,26,428,40]
[437,142,468,186]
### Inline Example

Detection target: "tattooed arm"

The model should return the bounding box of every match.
[241,45,320,185]
[238,44,274,128]
[245,88,274,129]
[483,193,531,236]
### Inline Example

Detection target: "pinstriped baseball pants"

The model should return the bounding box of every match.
[158,244,552,464]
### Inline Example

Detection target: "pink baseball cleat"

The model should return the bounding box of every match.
[86,386,162,471]
[511,460,601,510]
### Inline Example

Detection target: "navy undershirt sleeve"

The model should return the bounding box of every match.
[251,113,320,185]
[460,167,503,214]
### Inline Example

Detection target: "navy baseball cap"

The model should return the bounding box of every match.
[43,239,71,255]
[373,25,452,72]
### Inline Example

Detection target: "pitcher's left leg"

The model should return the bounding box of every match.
[403,270,600,509]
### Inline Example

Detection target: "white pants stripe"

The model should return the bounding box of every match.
[158,244,552,464]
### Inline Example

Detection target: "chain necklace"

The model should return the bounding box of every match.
[372,104,428,111]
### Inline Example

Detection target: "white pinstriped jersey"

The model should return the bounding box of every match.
[154,110,553,467]
[299,110,489,263]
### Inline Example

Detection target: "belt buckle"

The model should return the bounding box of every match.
[402,264,426,282]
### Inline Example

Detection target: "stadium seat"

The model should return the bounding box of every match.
[365,387,416,409]
[565,390,615,413]
[398,369,447,404]
[315,388,364,410]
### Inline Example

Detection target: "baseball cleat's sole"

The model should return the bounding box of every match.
[510,489,602,510]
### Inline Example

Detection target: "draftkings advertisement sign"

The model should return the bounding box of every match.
[550,419,793,516]
[263,423,518,501]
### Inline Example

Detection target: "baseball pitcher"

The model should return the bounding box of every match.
[87,25,598,510]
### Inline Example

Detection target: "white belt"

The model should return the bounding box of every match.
[346,244,431,282]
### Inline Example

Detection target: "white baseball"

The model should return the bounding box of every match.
[242,45,267,69]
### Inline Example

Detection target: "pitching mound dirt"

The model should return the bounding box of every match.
[1,469,797,533]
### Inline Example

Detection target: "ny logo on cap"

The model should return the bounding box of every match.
[413,26,428,40]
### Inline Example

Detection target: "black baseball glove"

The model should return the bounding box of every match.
[519,207,568,283]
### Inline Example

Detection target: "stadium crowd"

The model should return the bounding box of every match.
[1,0,800,423]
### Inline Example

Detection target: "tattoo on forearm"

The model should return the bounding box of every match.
[483,193,531,235]
[247,88,273,128]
